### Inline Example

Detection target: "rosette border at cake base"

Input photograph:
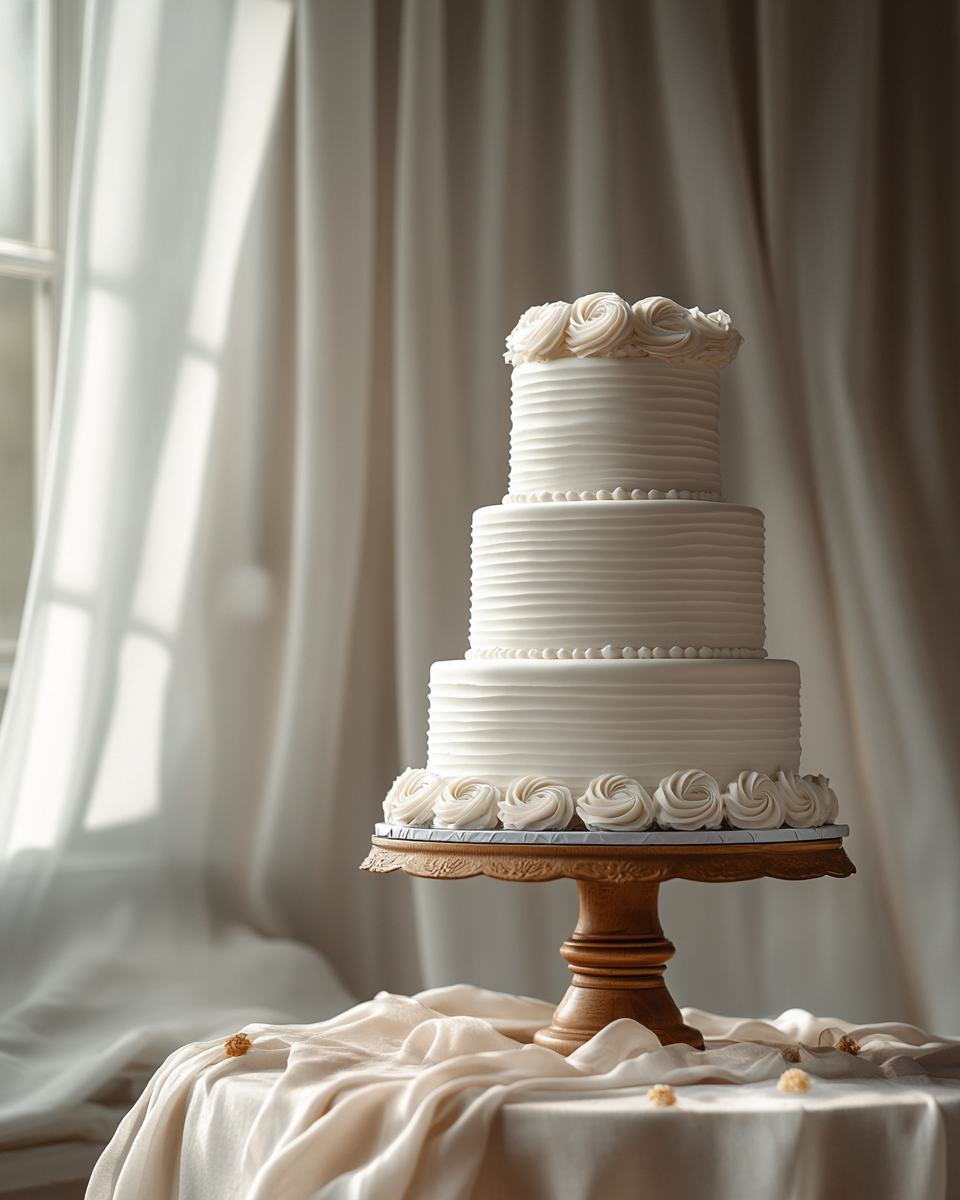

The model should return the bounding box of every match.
[381,766,841,835]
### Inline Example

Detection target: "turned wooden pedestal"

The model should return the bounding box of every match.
[361,835,856,1055]
[535,878,700,1052]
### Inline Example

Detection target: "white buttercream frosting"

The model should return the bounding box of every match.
[504,489,724,503]
[467,647,767,660]
[469,501,766,654]
[504,292,742,368]
[384,768,445,826]
[397,290,844,839]
[723,770,785,829]
[655,769,724,830]
[382,765,839,830]
[432,776,501,830]
[507,358,724,497]
[427,658,802,791]
[498,775,575,831]
[576,774,657,831]
[775,769,823,828]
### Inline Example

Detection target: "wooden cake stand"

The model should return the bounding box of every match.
[361,833,856,1055]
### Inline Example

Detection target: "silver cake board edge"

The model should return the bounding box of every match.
[374,823,850,847]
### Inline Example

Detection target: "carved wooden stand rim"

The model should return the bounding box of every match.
[361,835,856,1056]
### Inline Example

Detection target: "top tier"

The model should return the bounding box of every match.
[504,293,742,499]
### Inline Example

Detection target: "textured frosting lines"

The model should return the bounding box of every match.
[508,359,723,497]
[469,502,766,652]
[426,659,801,789]
[505,293,742,369]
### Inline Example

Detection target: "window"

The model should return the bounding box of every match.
[0,0,83,709]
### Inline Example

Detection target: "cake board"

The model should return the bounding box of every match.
[361,827,856,1055]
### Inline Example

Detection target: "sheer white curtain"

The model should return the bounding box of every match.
[1,0,957,1147]
[0,0,358,1147]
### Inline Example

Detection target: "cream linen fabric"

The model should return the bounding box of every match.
[87,986,960,1200]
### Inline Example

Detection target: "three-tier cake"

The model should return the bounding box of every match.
[383,293,839,835]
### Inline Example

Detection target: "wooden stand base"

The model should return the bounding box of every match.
[533,880,702,1053]
[362,836,855,1054]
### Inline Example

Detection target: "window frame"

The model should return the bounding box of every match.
[0,0,84,701]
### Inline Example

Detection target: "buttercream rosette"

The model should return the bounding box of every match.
[804,773,840,824]
[627,297,742,367]
[498,775,574,831]
[775,769,823,828]
[384,768,445,827]
[686,304,742,366]
[503,291,742,367]
[565,292,634,357]
[503,300,572,365]
[629,296,702,360]
[576,773,657,831]
[654,769,724,830]
[433,777,501,830]
[723,771,785,829]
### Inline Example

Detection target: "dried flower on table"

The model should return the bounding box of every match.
[837,1034,860,1055]
[224,1033,252,1058]
[777,1068,811,1093]
[647,1084,676,1107]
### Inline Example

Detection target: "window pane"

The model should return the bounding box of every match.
[0,274,35,641]
[0,0,37,241]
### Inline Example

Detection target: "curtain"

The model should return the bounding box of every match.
[1,0,957,1146]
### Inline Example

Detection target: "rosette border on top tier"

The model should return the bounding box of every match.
[382,767,840,833]
[504,293,743,368]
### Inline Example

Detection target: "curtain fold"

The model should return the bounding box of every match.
[0,0,956,1147]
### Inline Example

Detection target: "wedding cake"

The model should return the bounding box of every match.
[383,293,840,835]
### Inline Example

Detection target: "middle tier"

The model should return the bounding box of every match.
[469,500,766,652]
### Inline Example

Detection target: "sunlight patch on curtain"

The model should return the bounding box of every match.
[132,354,218,635]
[87,0,163,278]
[52,288,132,594]
[84,633,171,829]
[4,602,89,855]
[188,0,293,354]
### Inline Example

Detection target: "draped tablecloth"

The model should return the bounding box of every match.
[87,986,960,1200]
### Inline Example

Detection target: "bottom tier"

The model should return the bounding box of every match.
[426,657,801,791]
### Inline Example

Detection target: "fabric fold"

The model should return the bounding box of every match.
[87,985,960,1200]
